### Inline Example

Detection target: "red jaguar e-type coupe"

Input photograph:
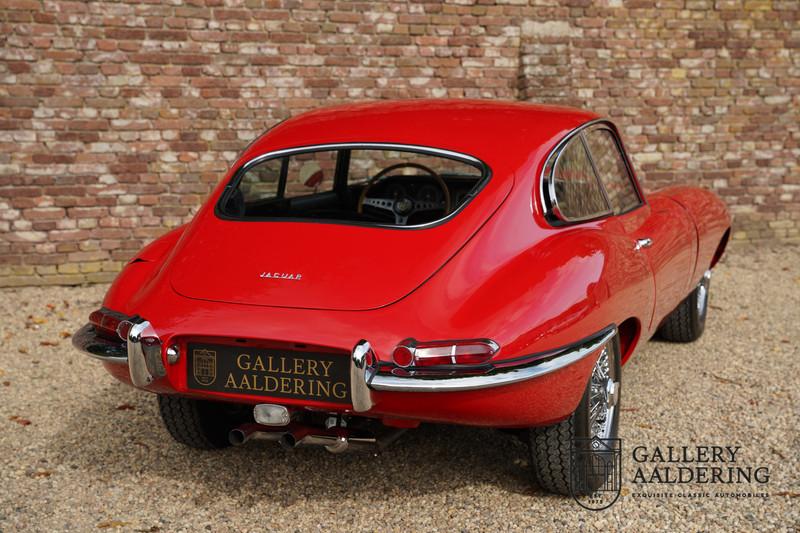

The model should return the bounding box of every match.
[74,100,730,495]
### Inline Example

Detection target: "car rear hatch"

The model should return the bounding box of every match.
[169,181,511,312]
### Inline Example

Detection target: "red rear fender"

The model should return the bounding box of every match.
[403,197,652,362]
[103,226,186,314]
[655,186,731,281]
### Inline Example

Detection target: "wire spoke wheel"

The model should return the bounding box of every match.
[588,346,619,440]
[528,335,622,496]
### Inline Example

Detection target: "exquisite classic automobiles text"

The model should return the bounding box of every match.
[222,353,347,400]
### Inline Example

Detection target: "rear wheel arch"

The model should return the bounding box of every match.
[657,270,710,343]
[616,317,641,365]
[710,227,730,269]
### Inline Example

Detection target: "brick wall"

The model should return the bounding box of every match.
[1,0,798,287]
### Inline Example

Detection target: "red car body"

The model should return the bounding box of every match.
[74,100,730,433]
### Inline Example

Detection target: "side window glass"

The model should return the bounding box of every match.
[552,137,610,221]
[283,151,337,198]
[585,129,641,214]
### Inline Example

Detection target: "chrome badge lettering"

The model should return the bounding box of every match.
[259,271,302,281]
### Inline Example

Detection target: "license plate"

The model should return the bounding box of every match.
[186,343,350,405]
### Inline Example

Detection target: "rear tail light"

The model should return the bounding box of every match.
[89,308,129,341]
[391,346,414,367]
[392,339,499,368]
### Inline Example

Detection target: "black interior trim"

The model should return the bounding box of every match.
[277,156,289,199]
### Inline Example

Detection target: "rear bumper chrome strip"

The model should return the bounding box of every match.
[76,317,615,414]
[350,325,616,412]
[72,323,128,364]
[73,319,165,388]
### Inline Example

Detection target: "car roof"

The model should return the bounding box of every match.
[239,99,600,171]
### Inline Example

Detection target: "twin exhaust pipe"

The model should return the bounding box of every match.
[228,422,404,454]
[229,403,405,453]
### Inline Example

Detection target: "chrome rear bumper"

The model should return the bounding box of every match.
[350,325,616,412]
[75,317,615,414]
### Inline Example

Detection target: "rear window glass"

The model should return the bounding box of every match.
[219,146,487,227]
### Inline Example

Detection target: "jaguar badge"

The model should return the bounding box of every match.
[260,272,302,281]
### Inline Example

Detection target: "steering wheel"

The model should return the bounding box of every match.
[357,163,452,225]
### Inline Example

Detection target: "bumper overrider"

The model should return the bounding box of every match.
[73,317,616,413]
[73,319,165,387]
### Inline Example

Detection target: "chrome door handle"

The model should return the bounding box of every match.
[634,238,653,251]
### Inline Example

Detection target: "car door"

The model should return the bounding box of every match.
[583,126,696,332]
[626,195,697,328]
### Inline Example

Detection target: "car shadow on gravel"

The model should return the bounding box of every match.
[49,384,543,502]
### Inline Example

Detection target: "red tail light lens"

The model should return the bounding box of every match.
[392,339,499,368]
[450,343,498,365]
[89,308,129,341]
[392,346,414,367]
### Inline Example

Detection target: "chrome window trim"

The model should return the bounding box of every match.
[216,142,491,230]
[540,118,643,225]
[238,143,483,171]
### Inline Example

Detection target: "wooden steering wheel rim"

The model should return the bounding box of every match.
[357,162,452,217]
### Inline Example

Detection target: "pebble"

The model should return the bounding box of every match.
[0,245,797,531]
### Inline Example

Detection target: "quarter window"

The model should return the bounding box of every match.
[551,137,610,221]
[585,129,641,214]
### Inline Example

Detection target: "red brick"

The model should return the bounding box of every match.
[0,0,795,287]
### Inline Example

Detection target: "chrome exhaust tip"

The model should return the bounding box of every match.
[278,432,297,450]
[277,426,312,450]
[324,435,349,454]
[227,422,407,453]
[229,423,286,446]
[228,427,251,446]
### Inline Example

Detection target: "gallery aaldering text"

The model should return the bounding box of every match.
[631,446,770,484]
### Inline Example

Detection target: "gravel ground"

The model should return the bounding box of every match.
[0,246,798,532]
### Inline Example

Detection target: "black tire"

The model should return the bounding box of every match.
[658,270,711,343]
[157,395,247,449]
[528,337,621,495]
